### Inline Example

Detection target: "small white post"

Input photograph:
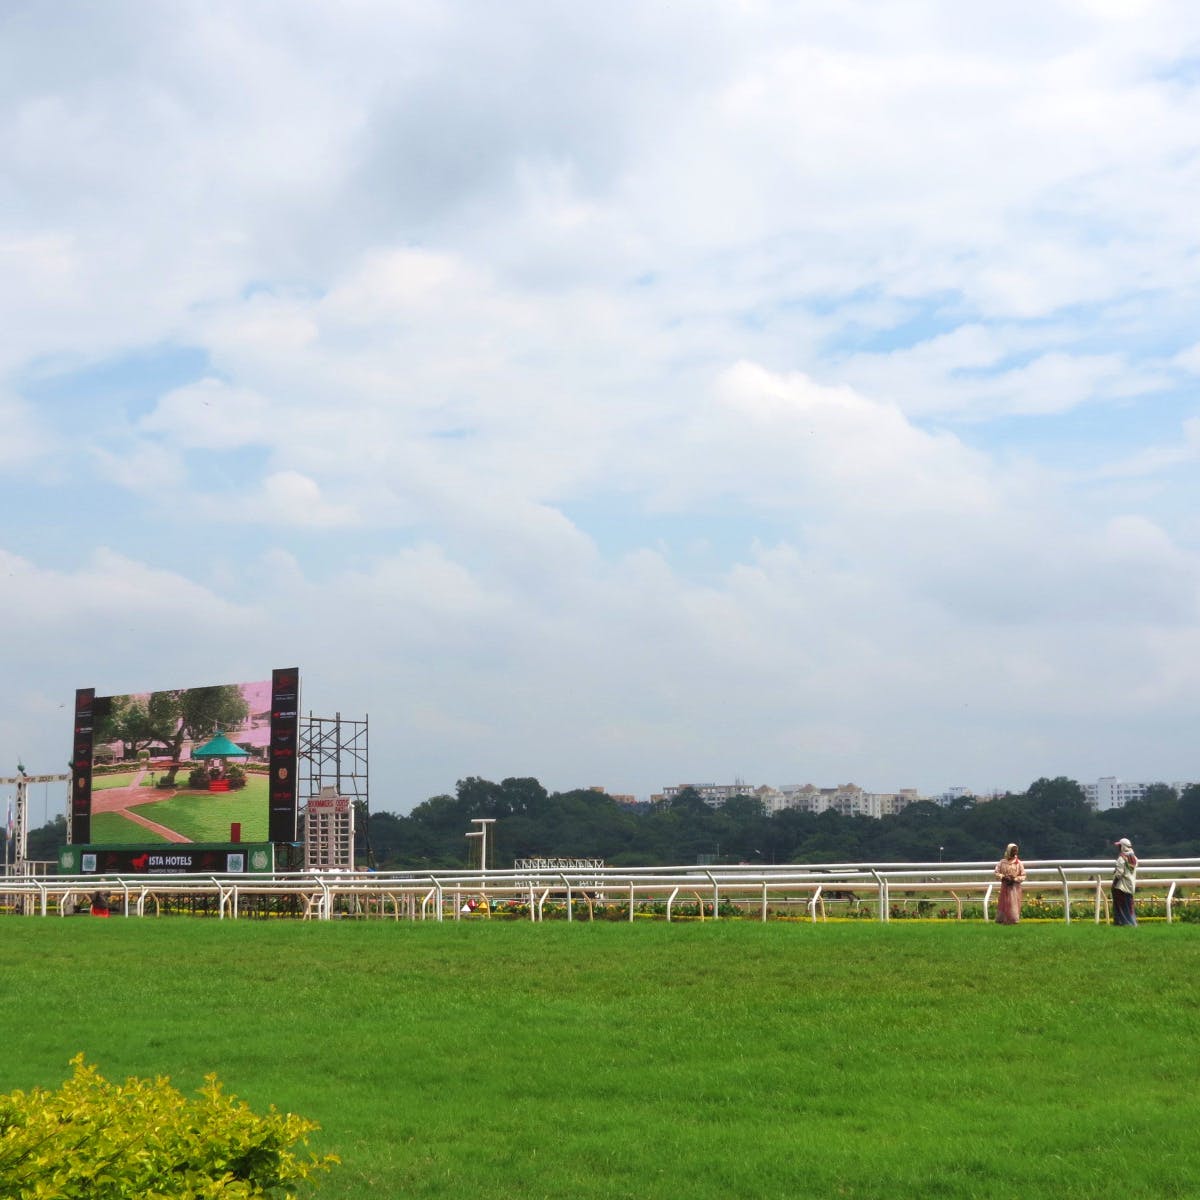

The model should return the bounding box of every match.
[1056,866,1071,924]
[869,869,887,923]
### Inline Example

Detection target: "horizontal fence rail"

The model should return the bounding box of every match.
[3,859,1200,923]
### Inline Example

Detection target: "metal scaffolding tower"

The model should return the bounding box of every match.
[298,713,369,863]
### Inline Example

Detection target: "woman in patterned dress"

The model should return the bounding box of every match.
[994,843,1026,924]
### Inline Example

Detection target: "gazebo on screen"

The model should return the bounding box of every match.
[191,732,250,792]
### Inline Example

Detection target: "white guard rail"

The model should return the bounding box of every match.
[3,859,1200,923]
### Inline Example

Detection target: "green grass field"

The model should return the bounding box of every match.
[1,921,1197,1199]
[128,775,269,842]
[91,771,141,790]
[87,811,172,843]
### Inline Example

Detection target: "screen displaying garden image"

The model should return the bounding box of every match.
[86,680,274,844]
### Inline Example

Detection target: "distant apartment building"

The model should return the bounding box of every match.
[1082,777,1195,811]
[753,786,787,814]
[874,789,922,817]
[660,783,756,807]
[775,783,922,819]
[589,786,640,806]
[934,786,973,807]
[661,782,923,819]
[1084,778,1146,811]
[655,776,1200,816]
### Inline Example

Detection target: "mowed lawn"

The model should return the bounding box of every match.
[91,771,141,790]
[86,776,270,843]
[87,811,172,843]
[1,920,1197,1200]
[130,774,270,842]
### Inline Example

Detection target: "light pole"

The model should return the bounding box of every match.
[466,818,496,872]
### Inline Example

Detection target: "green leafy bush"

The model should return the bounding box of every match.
[189,766,211,789]
[0,1055,337,1199]
[226,765,247,790]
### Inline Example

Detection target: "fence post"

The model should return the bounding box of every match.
[1056,866,1071,925]
[430,877,444,922]
[868,870,886,922]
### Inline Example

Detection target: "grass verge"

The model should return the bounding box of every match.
[129,775,269,841]
[1,921,1196,1199]
[91,771,141,791]
[87,811,172,843]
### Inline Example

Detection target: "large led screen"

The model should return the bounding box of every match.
[70,672,299,845]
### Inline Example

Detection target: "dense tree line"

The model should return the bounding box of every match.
[361,775,1200,869]
[21,776,1200,868]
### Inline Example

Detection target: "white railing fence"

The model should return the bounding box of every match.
[3,859,1199,923]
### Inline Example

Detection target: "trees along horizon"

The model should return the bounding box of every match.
[21,775,1200,870]
[358,774,1200,869]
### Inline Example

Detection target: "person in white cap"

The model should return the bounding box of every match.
[1111,837,1137,925]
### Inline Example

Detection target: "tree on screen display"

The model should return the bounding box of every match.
[93,685,249,785]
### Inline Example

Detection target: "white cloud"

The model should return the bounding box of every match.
[192,470,360,529]
[0,393,51,467]
[3,2,1200,805]
[141,379,276,451]
[672,361,998,516]
[91,439,187,494]
[0,546,261,661]
[1174,343,1200,374]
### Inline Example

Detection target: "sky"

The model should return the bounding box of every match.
[3,0,1200,816]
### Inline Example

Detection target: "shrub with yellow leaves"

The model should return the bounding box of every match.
[0,1055,338,1198]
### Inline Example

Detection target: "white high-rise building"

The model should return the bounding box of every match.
[1082,777,1195,811]
[934,786,972,807]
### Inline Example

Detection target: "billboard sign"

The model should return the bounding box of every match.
[70,673,299,846]
[70,688,95,842]
[59,843,275,875]
[268,667,300,842]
